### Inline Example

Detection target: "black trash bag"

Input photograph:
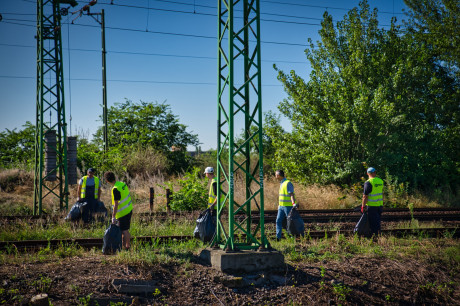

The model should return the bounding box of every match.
[94,201,108,222]
[354,212,371,237]
[95,201,108,214]
[102,224,122,255]
[193,209,216,242]
[65,201,83,221]
[287,207,305,236]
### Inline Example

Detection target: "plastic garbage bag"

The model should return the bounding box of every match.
[193,209,216,242]
[354,212,371,237]
[102,224,122,255]
[94,201,108,222]
[65,201,83,221]
[95,201,108,214]
[287,207,305,236]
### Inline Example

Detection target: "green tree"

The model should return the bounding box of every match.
[271,0,459,190]
[0,122,35,168]
[404,0,459,75]
[91,99,200,175]
[94,99,199,151]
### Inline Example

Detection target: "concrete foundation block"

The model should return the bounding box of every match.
[200,248,285,273]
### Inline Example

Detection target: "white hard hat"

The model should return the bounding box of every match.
[204,167,214,174]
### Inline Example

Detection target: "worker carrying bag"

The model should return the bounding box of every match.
[193,209,216,243]
[354,212,371,237]
[102,223,122,255]
[287,207,305,236]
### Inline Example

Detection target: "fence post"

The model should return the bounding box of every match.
[149,187,154,212]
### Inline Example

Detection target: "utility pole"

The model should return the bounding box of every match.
[85,8,108,152]
[215,0,268,251]
[34,0,77,215]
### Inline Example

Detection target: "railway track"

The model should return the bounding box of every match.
[2,207,460,224]
[0,227,457,252]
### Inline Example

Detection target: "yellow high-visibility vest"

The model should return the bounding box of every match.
[80,176,99,199]
[112,181,133,219]
[279,179,295,207]
[208,177,224,209]
[366,177,384,207]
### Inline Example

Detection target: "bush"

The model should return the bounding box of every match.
[165,167,208,211]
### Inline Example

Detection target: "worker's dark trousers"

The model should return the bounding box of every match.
[367,206,383,236]
[84,185,97,213]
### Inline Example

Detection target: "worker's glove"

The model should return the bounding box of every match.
[292,204,298,209]
[111,217,117,224]
[361,206,365,214]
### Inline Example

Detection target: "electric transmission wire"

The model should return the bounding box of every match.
[0,75,282,87]
[0,42,306,64]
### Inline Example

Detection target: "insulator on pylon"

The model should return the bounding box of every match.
[45,130,57,181]
[67,136,78,185]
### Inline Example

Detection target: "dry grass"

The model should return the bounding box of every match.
[0,168,453,215]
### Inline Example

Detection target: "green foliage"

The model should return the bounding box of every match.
[94,99,199,151]
[31,274,52,293]
[332,283,352,302]
[0,122,34,169]
[404,0,460,75]
[83,99,200,176]
[270,0,460,191]
[164,167,208,211]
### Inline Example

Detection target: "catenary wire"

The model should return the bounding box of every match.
[0,75,282,86]
[0,43,306,64]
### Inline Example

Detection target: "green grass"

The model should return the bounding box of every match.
[274,233,460,274]
[0,216,196,241]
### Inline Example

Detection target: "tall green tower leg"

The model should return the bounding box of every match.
[34,0,72,215]
[216,0,269,251]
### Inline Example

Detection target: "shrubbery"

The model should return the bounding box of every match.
[162,167,208,211]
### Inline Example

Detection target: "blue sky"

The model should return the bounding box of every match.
[0,0,407,150]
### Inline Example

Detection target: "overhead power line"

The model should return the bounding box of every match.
[0,75,282,86]
[97,1,397,27]
[260,0,405,15]
[0,43,306,64]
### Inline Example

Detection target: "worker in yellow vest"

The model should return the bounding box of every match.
[361,167,384,237]
[275,170,298,240]
[104,171,133,250]
[77,168,101,214]
[204,166,224,216]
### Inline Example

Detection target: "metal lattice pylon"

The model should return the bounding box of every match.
[215,0,269,251]
[34,0,73,215]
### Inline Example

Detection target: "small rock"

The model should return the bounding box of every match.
[30,294,49,306]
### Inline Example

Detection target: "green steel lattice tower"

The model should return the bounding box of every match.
[215,0,269,251]
[34,0,75,215]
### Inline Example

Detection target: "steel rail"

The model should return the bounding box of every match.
[2,207,460,221]
[1,227,457,252]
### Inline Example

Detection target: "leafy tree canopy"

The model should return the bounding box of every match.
[0,122,35,168]
[270,0,459,190]
[93,99,199,152]
[404,0,459,76]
